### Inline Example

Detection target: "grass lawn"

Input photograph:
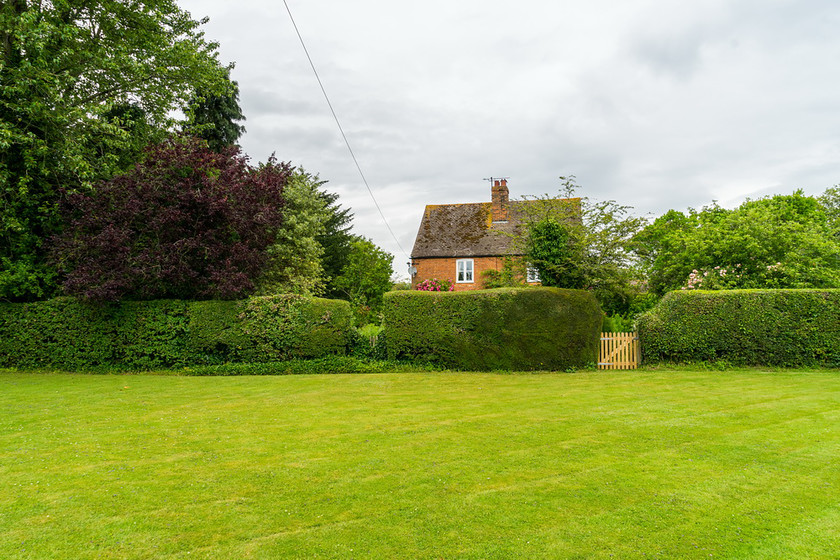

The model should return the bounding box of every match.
[1,369,839,559]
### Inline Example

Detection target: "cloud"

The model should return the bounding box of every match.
[180,0,840,263]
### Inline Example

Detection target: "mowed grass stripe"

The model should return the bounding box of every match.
[1,370,839,559]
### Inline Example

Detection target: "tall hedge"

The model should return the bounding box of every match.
[638,289,840,366]
[383,287,602,371]
[0,295,352,370]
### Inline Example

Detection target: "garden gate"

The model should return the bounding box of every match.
[598,332,640,370]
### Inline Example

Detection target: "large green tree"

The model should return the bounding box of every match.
[526,217,585,289]
[333,237,394,323]
[183,69,246,152]
[635,191,840,294]
[0,0,228,301]
[522,177,648,315]
[317,191,356,298]
[819,185,840,239]
[256,169,329,296]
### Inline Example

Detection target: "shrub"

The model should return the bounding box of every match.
[383,287,602,371]
[114,300,192,368]
[348,324,387,360]
[414,278,453,292]
[602,314,635,333]
[637,289,840,366]
[0,295,352,370]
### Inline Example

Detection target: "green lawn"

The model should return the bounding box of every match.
[1,369,839,559]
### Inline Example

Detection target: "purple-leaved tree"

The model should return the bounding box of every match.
[52,137,291,301]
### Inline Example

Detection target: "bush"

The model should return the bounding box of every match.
[602,314,635,333]
[383,287,602,371]
[637,289,840,366]
[414,278,453,292]
[348,324,387,360]
[188,295,353,363]
[0,298,187,370]
[0,295,352,370]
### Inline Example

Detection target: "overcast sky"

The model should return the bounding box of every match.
[179,0,840,277]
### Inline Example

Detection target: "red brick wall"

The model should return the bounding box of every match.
[411,256,540,291]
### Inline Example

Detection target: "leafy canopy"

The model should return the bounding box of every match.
[527,218,585,289]
[51,137,291,302]
[819,185,840,239]
[317,190,356,298]
[257,169,329,296]
[634,191,840,294]
[0,0,228,301]
[521,177,648,315]
[333,237,394,322]
[183,69,246,152]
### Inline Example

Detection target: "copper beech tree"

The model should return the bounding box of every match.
[51,138,291,302]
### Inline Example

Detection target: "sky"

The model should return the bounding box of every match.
[178,0,840,278]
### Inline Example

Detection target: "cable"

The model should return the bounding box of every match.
[282,0,410,260]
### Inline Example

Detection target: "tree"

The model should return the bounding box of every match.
[631,208,698,295]
[94,103,163,174]
[635,191,840,294]
[1,0,228,301]
[819,185,840,239]
[256,169,329,296]
[521,177,648,315]
[183,69,246,151]
[527,218,586,289]
[51,137,291,302]
[333,237,394,323]
[317,191,356,298]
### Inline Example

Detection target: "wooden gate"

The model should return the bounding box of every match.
[598,332,639,370]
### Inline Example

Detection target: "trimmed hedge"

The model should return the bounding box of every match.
[0,295,352,370]
[177,357,437,376]
[383,287,602,371]
[637,289,840,366]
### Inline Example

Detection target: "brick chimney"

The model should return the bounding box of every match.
[491,179,509,222]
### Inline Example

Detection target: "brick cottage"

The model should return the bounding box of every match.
[409,179,580,291]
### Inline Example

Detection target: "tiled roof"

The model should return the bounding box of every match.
[411,199,578,258]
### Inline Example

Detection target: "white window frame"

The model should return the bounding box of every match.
[456,259,474,283]
[526,265,541,283]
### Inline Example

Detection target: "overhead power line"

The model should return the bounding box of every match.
[281,0,409,260]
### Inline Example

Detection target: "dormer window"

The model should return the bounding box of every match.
[456,259,474,283]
